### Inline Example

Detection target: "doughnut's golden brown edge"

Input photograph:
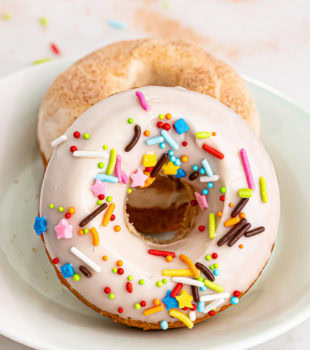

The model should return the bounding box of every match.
[37,38,259,164]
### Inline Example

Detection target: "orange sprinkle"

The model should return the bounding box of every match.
[90,227,99,246]
[181,155,188,163]
[166,255,173,262]
[239,244,244,249]
[102,203,115,226]
[143,304,164,316]
[68,207,75,214]
[217,211,223,217]
[144,130,150,137]
[139,171,155,188]
[114,225,121,232]
[153,298,160,305]
[212,132,217,136]
[229,203,233,208]
[78,229,84,235]
[239,212,246,219]
[224,217,240,227]
[102,255,108,261]
[116,260,123,266]
[165,113,172,120]
[180,254,200,279]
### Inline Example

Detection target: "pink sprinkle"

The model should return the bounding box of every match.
[195,192,208,210]
[135,91,150,111]
[240,148,255,190]
[115,155,123,182]
[121,171,129,184]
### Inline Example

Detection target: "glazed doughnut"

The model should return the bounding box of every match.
[35,86,280,330]
[37,38,259,165]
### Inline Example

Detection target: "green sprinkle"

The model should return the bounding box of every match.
[196,131,210,139]
[103,145,108,150]
[204,279,224,293]
[112,268,117,273]
[106,148,117,175]
[98,162,104,169]
[58,206,64,213]
[238,188,253,198]
[205,254,212,261]
[108,293,115,299]
[158,114,164,120]
[73,274,80,282]
[138,279,144,285]
[259,177,268,203]
[106,196,113,202]
[127,188,132,194]
[39,17,48,26]
[210,264,215,270]
[134,303,141,310]
[197,277,204,282]
[128,118,134,124]
[97,200,103,205]
[83,133,90,140]
[49,203,54,209]
[33,58,51,65]
[220,187,226,194]
[127,275,133,281]
[162,278,167,284]
[209,213,216,239]
[156,281,163,287]
[2,14,11,20]
[83,228,89,234]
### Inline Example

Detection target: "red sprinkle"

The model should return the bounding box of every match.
[202,144,224,159]
[140,300,147,307]
[50,42,61,55]
[148,249,176,258]
[182,141,188,147]
[145,167,153,172]
[208,310,216,316]
[212,253,218,259]
[233,290,241,297]
[110,214,116,221]
[52,258,59,264]
[118,307,123,313]
[65,213,71,219]
[157,121,164,128]
[104,287,111,294]
[117,268,124,275]
[171,283,183,298]
[190,304,196,311]
[220,195,225,202]
[70,146,77,153]
[126,282,133,293]
[190,200,197,206]
[73,131,80,139]
[163,123,171,131]
[198,225,205,232]
[182,307,189,311]
[98,194,105,200]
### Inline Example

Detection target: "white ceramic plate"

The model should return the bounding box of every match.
[0,60,309,350]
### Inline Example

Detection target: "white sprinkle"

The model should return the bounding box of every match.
[203,298,224,314]
[200,175,219,183]
[202,158,213,177]
[73,151,108,159]
[189,311,196,321]
[70,247,101,272]
[200,292,230,302]
[51,134,67,147]
[172,277,204,287]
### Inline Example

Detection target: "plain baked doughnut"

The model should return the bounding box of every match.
[37,38,259,165]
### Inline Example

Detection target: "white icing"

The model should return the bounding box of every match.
[39,86,280,326]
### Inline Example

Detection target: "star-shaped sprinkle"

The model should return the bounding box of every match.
[195,192,208,210]
[55,218,73,239]
[139,172,155,188]
[130,168,148,187]
[33,216,47,236]
[90,179,107,197]
[162,161,180,175]
[176,289,193,309]
[162,290,179,311]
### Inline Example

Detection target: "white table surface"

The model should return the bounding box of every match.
[0,0,309,349]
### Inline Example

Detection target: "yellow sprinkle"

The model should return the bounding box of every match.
[142,153,157,167]
[102,255,108,261]
[143,304,164,316]
[162,161,180,175]
[102,203,115,226]
[153,298,160,305]
[39,17,48,26]
[204,279,224,293]
[169,309,193,329]
[33,58,51,65]
[238,188,252,198]
[2,13,11,20]
[106,148,117,175]
[224,216,240,227]
[209,213,216,239]
[180,254,200,279]
[90,227,99,246]
[259,177,268,203]
[196,131,210,139]
[162,269,194,277]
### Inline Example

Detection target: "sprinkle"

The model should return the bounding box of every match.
[181,155,188,163]
[49,203,54,209]
[244,226,265,237]
[166,255,173,262]
[106,148,117,175]
[162,269,194,277]
[209,213,216,239]
[240,148,255,190]
[217,211,223,217]
[224,216,240,227]
[60,264,74,278]
[128,118,134,124]
[220,187,226,194]
[2,13,11,20]
[195,192,208,210]
[94,174,118,183]
[127,276,133,281]
[161,129,179,150]
[144,130,150,136]
[148,249,176,258]
[90,179,107,197]
[79,203,107,227]
[107,19,126,30]
[83,133,90,140]
[191,285,200,303]
[73,151,107,159]
[201,158,214,177]
[217,219,248,246]
[189,171,199,181]
[150,152,169,178]
[156,281,163,287]
[195,262,215,282]
[106,196,112,202]
[112,268,117,273]
[50,42,60,55]
[99,203,115,227]
[196,132,210,139]
[163,123,171,131]
[230,297,239,305]
[180,254,200,279]
[55,218,73,239]
[139,279,144,285]
[114,225,121,232]
[176,290,193,308]
[83,228,89,234]
[70,247,101,272]
[158,114,164,120]
[146,136,164,146]
[203,298,224,314]
[109,293,115,300]
[162,161,180,175]
[169,309,193,329]
[200,292,230,302]
[144,304,164,316]
[33,216,47,236]
[231,198,249,217]
[160,320,169,330]
[153,298,160,305]
[126,281,133,293]
[130,168,148,187]
[172,277,204,288]
[135,90,150,111]
[162,290,179,310]
[202,144,224,159]
[116,260,123,266]
[51,134,67,147]
[33,58,52,65]
[39,17,48,26]
[259,177,268,203]
[125,125,141,152]
[204,279,224,293]
[102,255,108,261]
[52,258,59,264]
[200,175,219,183]
[227,223,251,247]
[142,153,157,167]
[103,145,108,150]
[238,188,253,198]
[90,227,99,246]
[171,283,183,298]
[70,146,77,153]
[197,301,205,312]
[79,265,92,278]
[174,118,189,135]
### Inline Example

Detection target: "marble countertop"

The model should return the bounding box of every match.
[0,0,309,348]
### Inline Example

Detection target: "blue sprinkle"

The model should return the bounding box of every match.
[107,19,126,30]
[197,301,204,312]
[174,118,189,135]
[146,136,164,146]
[175,168,186,178]
[174,159,181,166]
[168,150,174,156]
[230,296,239,305]
[201,158,214,177]
[193,165,199,171]
[170,156,176,162]
[161,129,179,150]
[202,189,209,195]
[33,216,47,236]
[160,320,168,330]
[213,269,219,276]
[207,182,214,188]
[199,168,206,175]
[162,290,178,310]
[160,143,166,149]
[60,263,74,278]
[95,174,118,183]
[200,285,207,291]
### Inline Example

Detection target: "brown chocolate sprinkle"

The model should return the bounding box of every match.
[244,226,265,237]
[217,219,247,246]
[79,265,92,278]
[191,285,200,303]
[125,125,141,152]
[228,223,251,247]
[195,262,215,282]
[231,198,249,217]
[79,202,107,227]
[189,171,199,181]
[151,152,169,178]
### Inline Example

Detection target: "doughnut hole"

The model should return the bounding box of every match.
[125,175,199,244]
